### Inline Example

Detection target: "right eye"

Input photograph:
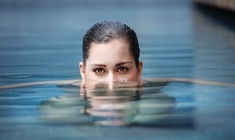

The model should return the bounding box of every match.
[93,68,105,75]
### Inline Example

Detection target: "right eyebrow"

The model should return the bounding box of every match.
[115,62,132,67]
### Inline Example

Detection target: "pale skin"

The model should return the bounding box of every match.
[79,38,143,91]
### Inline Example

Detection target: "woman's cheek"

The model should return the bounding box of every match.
[125,72,138,81]
[85,70,97,81]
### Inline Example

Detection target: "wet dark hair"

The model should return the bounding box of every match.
[82,21,140,67]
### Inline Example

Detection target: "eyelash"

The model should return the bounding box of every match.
[93,66,129,75]
[93,68,105,74]
[117,66,128,73]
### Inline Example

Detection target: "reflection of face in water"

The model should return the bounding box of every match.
[39,81,176,127]
[82,81,141,126]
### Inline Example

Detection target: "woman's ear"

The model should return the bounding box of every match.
[138,60,143,79]
[79,62,86,81]
[137,61,143,95]
[79,62,86,96]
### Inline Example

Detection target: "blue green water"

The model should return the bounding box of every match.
[0,0,235,140]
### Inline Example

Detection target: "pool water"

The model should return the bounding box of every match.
[1,0,235,140]
[0,81,235,140]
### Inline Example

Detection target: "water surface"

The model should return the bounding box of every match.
[1,0,235,140]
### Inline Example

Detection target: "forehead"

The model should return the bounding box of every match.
[86,39,134,65]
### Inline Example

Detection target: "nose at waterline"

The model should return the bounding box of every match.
[100,72,126,90]
[107,72,116,90]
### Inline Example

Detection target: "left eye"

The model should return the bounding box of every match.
[117,67,128,73]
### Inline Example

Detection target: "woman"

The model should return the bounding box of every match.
[79,21,143,92]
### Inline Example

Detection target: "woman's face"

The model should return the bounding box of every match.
[80,39,142,90]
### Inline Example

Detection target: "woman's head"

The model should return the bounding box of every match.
[82,21,140,67]
[80,21,142,89]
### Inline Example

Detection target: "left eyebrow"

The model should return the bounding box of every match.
[115,62,132,67]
